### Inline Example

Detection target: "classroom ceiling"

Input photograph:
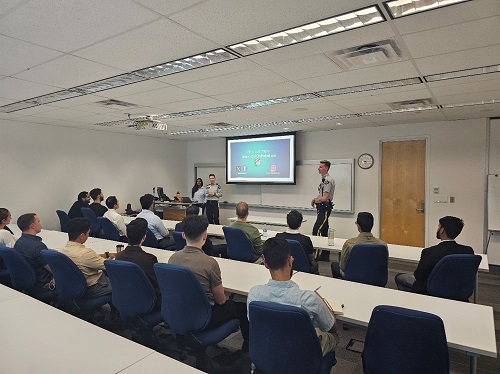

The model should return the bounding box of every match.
[0,0,499,140]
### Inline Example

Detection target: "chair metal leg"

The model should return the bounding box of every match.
[469,354,478,374]
[473,273,478,303]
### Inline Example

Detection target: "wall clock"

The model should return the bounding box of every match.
[357,153,374,169]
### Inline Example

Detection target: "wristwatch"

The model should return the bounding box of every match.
[105,251,110,259]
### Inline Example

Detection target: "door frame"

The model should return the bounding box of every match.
[378,135,430,247]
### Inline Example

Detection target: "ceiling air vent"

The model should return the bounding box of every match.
[93,99,139,110]
[328,39,405,70]
[206,122,233,128]
[388,98,436,110]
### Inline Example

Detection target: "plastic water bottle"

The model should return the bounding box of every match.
[263,223,268,238]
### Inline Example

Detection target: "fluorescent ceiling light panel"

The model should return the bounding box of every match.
[442,99,500,108]
[425,64,500,82]
[134,49,237,78]
[316,77,421,97]
[384,0,469,18]
[229,6,384,56]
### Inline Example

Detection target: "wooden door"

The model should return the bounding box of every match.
[380,140,426,247]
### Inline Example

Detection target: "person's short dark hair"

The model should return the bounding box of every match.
[263,237,290,270]
[320,160,331,169]
[89,188,102,200]
[127,218,148,246]
[236,201,248,219]
[439,216,464,239]
[209,173,215,178]
[140,194,154,209]
[67,218,91,241]
[17,213,36,232]
[105,196,118,209]
[0,208,10,223]
[287,210,303,230]
[182,215,209,242]
[78,191,88,201]
[356,212,374,232]
[186,205,200,216]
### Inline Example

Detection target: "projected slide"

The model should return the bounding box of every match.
[226,133,296,184]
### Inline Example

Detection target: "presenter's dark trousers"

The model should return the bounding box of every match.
[313,204,332,261]
[206,200,220,225]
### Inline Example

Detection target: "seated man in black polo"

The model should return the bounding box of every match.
[14,213,54,291]
[395,216,474,295]
[275,210,318,274]
[89,188,108,217]
[68,191,90,219]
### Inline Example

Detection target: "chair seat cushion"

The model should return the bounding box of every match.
[76,294,112,311]
[186,318,239,348]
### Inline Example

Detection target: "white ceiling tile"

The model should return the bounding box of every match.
[367,111,447,125]
[12,55,124,89]
[414,45,500,75]
[0,35,63,76]
[425,72,500,88]
[22,107,101,120]
[0,77,60,100]
[118,86,203,106]
[333,89,432,108]
[434,89,500,105]
[442,105,500,120]
[74,18,220,71]
[132,0,208,16]
[295,61,419,91]
[307,117,377,130]
[98,80,170,99]
[48,94,121,108]
[0,0,159,52]
[170,0,370,45]
[212,81,308,104]
[178,68,288,96]
[401,16,500,58]
[255,97,342,115]
[393,0,500,35]
[154,97,232,113]
[0,0,27,17]
[264,54,343,81]
[428,77,500,97]
[157,59,260,86]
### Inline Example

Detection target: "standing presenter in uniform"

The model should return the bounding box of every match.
[205,173,222,225]
[311,160,335,261]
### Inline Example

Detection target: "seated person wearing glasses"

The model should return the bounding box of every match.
[169,215,249,352]
[247,237,338,356]
[331,212,386,279]
[275,210,318,274]
[137,194,176,250]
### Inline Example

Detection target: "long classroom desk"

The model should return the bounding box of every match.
[81,234,496,374]
[0,284,202,374]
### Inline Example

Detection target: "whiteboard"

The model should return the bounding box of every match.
[195,159,354,213]
[488,174,500,231]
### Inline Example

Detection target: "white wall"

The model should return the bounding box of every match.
[0,120,187,231]
[487,118,500,264]
[187,119,489,254]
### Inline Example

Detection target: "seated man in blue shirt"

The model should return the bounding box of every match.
[137,193,176,250]
[247,237,338,356]
[14,213,54,291]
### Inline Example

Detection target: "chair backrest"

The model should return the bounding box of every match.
[104,260,156,319]
[362,305,449,374]
[286,239,310,272]
[81,207,100,236]
[143,228,159,248]
[97,217,121,242]
[41,249,87,300]
[56,210,70,232]
[153,263,212,335]
[0,246,37,293]
[249,301,325,374]
[222,226,254,262]
[427,254,481,301]
[173,231,186,250]
[344,244,388,287]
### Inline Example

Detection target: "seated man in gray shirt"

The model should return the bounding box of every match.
[247,237,338,356]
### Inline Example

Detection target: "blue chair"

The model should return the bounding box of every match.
[173,231,186,250]
[249,301,336,374]
[362,305,449,374]
[222,226,254,262]
[56,210,70,232]
[344,244,388,287]
[97,217,121,242]
[143,228,159,248]
[41,250,111,314]
[153,263,239,368]
[286,239,311,273]
[0,246,56,302]
[81,207,101,237]
[427,254,482,302]
[104,260,162,344]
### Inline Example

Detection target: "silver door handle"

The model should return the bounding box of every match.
[416,202,425,213]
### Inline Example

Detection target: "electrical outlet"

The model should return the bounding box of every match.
[450,196,455,203]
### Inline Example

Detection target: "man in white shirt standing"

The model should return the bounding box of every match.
[103,196,127,242]
[137,194,176,250]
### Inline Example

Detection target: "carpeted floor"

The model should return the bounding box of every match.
[101,248,500,374]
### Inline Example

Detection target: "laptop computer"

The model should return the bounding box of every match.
[181,196,192,203]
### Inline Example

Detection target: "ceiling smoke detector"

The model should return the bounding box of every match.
[328,39,405,69]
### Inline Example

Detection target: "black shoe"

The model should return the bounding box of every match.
[318,251,330,262]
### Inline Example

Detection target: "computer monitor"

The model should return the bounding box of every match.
[157,187,169,202]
